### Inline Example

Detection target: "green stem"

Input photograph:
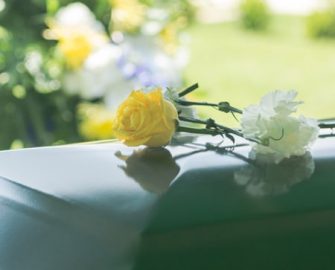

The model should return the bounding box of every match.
[319,123,335,129]
[178,116,261,144]
[177,83,242,114]
[319,134,335,138]
[175,99,242,114]
[175,100,217,107]
[179,116,244,138]
[318,121,335,138]
[177,126,223,136]
[178,83,199,97]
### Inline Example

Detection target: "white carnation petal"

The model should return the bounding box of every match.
[241,90,319,162]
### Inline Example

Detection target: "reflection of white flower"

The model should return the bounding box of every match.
[241,90,319,163]
[234,152,315,196]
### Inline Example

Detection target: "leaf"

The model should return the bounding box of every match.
[225,133,235,144]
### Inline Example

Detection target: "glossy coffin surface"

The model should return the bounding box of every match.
[0,135,335,270]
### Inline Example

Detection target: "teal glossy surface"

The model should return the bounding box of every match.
[0,135,334,269]
[135,138,335,270]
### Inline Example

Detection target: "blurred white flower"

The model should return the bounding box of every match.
[104,35,188,110]
[142,8,168,35]
[63,34,189,107]
[118,35,188,86]
[0,0,6,13]
[147,8,169,21]
[111,0,147,32]
[54,2,104,32]
[48,3,189,109]
[45,2,107,70]
[63,44,129,100]
[241,90,319,163]
[142,21,164,36]
[25,51,43,75]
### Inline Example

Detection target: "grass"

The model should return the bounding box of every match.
[184,16,335,125]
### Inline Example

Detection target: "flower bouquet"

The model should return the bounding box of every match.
[112,83,334,164]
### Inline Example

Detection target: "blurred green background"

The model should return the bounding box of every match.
[185,14,335,125]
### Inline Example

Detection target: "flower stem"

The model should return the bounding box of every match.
[179,116,244,138]
[177,126,223,136]
[319,122,335,129]
[178,115,262,144]
[174,99,242,114]
[178,83,199,97]
[176,100,217,107]
[318,120,335,138]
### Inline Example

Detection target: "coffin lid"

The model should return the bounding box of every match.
[0,134,335,269]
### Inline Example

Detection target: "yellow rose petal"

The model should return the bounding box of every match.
[113,88,178,147]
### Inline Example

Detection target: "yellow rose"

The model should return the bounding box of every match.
[113,89,178,147]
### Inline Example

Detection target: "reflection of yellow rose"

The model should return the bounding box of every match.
[116,147,180,194]
[113,89,178,147]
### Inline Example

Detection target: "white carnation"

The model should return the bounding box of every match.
[259,90,302,116]
[241,90,319,163]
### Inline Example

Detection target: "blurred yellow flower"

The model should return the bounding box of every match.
[160,23,179,54]
[78,104,114,140]
[159,18,187,54]
[58,30,93,69]
[113,89,178,147]
[47,27,107,69]
[111,0,146,32]
[44,2,108,70]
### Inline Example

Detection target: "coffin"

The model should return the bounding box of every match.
[0,133,335,270]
